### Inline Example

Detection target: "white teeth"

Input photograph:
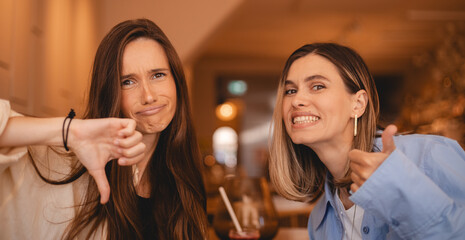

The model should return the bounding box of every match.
[293,116,320,124]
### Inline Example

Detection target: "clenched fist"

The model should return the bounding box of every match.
[68,118,146,204]
[349,125,397,193]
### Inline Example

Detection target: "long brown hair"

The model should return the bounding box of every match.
[269,43,380,202]
[31,19,207,239]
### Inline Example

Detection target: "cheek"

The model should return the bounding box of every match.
[167,82,177,115]
[167,98,177,124]
[324,97,353,127]
[321,94,348,112]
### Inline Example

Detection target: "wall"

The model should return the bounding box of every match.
[0,0,242,117]
[100,0,244,65]
[0,0,100,117]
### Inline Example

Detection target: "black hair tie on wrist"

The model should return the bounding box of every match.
[62,109,76,151]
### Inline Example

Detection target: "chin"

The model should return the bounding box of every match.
[138,123,169,134]
[140,129,162,135]
[289,134,315,146]
[289,136,304,145]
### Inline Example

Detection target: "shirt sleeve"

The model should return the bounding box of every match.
[0,99,27,173]
[350,136,465,239]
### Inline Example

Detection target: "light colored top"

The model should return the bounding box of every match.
[308,133,465,239]
[334,189,364,240]
[0,100,105,239]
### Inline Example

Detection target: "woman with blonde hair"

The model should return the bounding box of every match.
[269,43,465,239]
[0,18,207,239]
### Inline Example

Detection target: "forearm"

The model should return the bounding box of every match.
[351,148,465,239]
[0,107,146,204]
[0,116,70,147]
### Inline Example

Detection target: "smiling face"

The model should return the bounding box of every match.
[282,53,356,149]
[120,37,177,135]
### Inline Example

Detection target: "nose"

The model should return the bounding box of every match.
[141,80,157,104]
[291,90,307,108]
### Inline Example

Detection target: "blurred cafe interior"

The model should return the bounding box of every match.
[1,0,465,239]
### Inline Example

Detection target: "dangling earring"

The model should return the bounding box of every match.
[354,114,358,137]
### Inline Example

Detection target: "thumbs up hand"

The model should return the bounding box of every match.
[349,124,398,193]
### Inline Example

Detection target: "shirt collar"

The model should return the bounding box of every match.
[311,175,338,229]
[311,139,383,230]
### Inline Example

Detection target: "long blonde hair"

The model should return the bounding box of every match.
[269,43,380,202]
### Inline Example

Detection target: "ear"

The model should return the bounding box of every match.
[352,90,368,118]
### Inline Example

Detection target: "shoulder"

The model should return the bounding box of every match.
[1,99,24,137]
[375,133,454,148]
[0,100,11,135]
[397,134,462,153]
[375,133,465,166]
[375,133,462,154]
[397,133,456,143]
[308,182,335,232]
[308,196,326,234]
[308,193,343,239]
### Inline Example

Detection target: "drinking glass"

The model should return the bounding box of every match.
[229,228,260,240]
[213,176,279,240]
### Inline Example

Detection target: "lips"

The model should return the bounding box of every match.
[136,105,166,116]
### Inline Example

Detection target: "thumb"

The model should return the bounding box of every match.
[382,124,397,154]
[88,169,110,204]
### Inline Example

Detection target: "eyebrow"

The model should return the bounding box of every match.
[120,68,170,80]
[284,74,329,85]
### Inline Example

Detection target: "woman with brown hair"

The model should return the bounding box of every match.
[0,18,207,239]
[269,43,465,239]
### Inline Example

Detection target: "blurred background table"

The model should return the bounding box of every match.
[272,195,314,228]
[208,194,313,239]
[208,227,309,240]
[208,194,314,228]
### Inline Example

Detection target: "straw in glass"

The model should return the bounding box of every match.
[218,186,243,233]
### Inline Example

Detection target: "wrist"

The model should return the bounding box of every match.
[62,109,76,151]
[66,119,82,150]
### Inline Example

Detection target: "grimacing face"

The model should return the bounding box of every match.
[282,53,357,149]
[120,37,177,135]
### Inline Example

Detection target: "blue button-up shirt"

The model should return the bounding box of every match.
[308,134,465,239]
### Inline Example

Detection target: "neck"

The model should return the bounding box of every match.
[306,127,355,209]
[310,140,352,180]
[306,123,354,179]
[135,133,159,197]
[138,133,158,171]
[338,187,354,210]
